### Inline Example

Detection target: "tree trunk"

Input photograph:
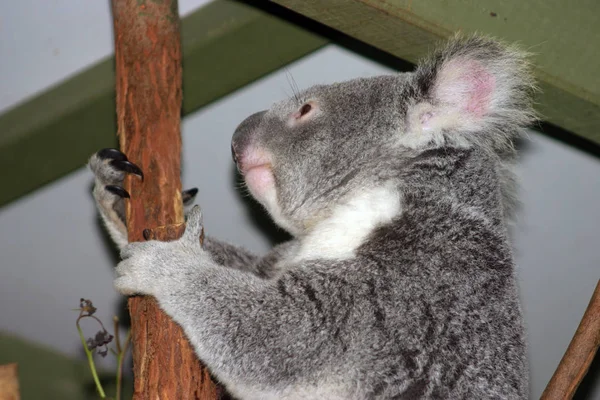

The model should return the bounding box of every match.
[111,0,221,398]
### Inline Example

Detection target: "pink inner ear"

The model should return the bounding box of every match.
[463,61,495,117]
[434,58,496,119]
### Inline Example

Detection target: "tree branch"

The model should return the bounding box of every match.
[541,280,600,400]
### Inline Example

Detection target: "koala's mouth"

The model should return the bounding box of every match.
[243,163,272,176]
[242,163,275,205]
[236,148,273,176]
[243,163,273,183]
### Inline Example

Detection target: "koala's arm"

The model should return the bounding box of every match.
[89,149,260,273]
[115,208,350,398]
[203,237,295,278]
[200,238,259,270]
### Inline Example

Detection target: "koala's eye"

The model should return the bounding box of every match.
[299,103,312,116]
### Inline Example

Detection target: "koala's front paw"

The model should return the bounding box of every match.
[115,206,207,296]
[114,240,169,296]
[89,148,199,249]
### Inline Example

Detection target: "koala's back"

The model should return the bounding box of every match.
[352,221,524,398]
[315,154,527,399]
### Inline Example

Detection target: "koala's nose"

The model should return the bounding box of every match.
[231,110,266,163]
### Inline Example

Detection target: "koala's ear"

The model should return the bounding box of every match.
[407,34,535,139]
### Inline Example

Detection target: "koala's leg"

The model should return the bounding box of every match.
[89,149,260,270]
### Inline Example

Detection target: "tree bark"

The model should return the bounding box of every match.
[541,280,600,400]
[111,0,220,398]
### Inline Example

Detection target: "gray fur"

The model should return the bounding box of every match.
[91,34,535,399]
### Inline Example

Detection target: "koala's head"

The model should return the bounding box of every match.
[231,35,535,236]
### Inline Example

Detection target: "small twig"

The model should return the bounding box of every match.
[540,280,600,400]
[76,315,106,398]
[116,330,132,400]
[113,316,122,354]
[86,314,108,330]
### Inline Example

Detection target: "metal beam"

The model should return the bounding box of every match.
[0,0,326,208]
[272,0,600,145]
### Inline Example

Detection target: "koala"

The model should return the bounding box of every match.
[89,34,535,399]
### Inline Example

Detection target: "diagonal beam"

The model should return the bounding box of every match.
[0,0,326,208]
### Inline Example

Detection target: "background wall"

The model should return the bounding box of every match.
[0,1,598,399]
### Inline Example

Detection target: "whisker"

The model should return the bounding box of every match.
[283,66,301,104]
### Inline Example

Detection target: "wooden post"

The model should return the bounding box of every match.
[111,0,220,398]
[0,364,20,400]
[541,280,600,400]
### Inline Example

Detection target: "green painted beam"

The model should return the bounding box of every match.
[272,0,600,145]
[0,0,326,208]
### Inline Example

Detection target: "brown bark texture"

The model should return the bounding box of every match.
[0,363,20,400]
[111,0,220,398]
[541,280,600,400]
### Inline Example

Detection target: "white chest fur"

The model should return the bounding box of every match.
[293,183,401,262]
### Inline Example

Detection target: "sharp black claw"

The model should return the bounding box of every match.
[183,187,199,197]
[97,148,128,161]
[182,187,199,205]
[143,229,152,241]
[105,185,130,198]
[110,160,144,180]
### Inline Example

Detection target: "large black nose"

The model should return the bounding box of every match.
[231,110,266,163]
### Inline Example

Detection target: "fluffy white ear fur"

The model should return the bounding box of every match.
[404,35,536,148]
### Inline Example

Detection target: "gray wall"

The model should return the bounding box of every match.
[0,2,598,397]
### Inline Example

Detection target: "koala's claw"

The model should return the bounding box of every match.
[96,148,144,180]
[182,187,199,205]
[105,185,130,198]
[110,159,144,180]
[97,148,128,161]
